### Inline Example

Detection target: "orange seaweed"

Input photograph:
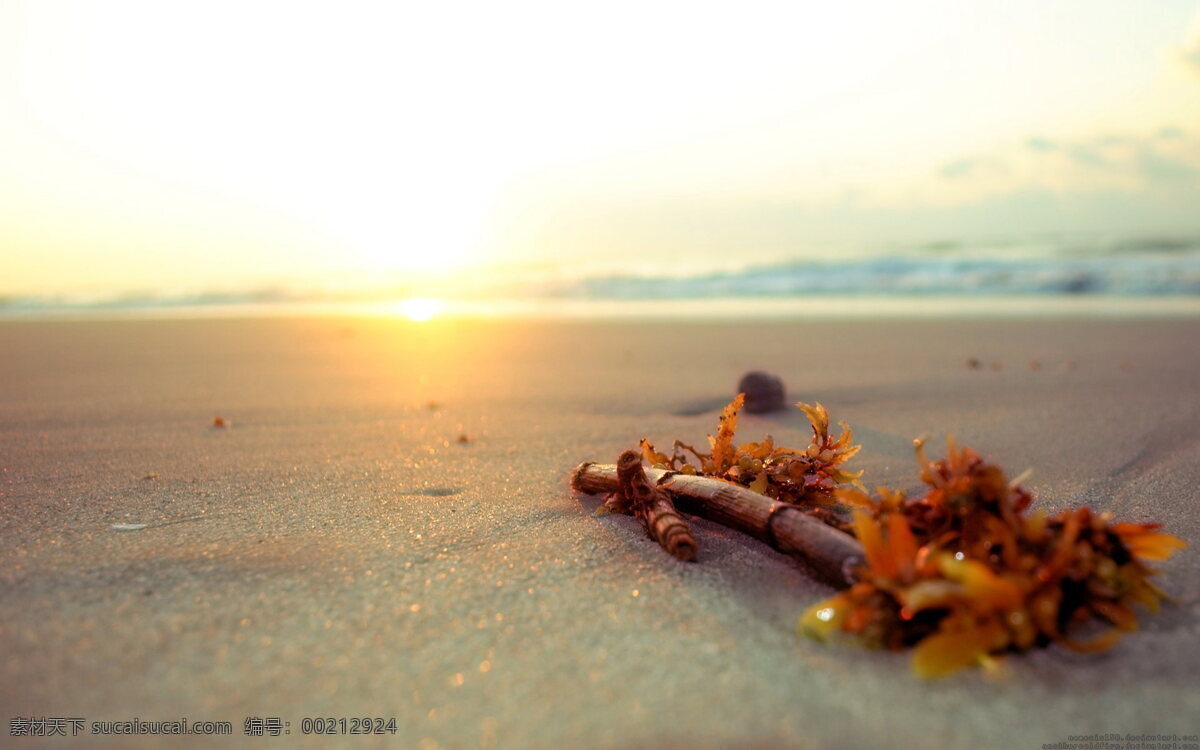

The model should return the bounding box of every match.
[641,395,864,513]
[635,395,1184,677]
[800,437,1185,677]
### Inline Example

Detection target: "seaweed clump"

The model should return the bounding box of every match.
[640,394,864,510]
[579,394,1185,678]
[800,437,1187,677]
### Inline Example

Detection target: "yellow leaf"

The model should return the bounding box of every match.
[708,393,744,473]
[887,513,919,581]
[853,509,895,580]
[829,468,865,487]
[911,623,1002,678]
[739,435,774,460]
[799,596,849,641]
[639,438,670,467]
[1123,532,1187,561]
[936,555,1024,611]
[834,487,876,509]
[796,402,829,438]
[836,443,863,463]
[900,580,964,613]
[1124,579,1162,613]
[876,487,907,512]
[748,471,770,495]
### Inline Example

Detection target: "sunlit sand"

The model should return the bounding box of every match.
[1,316,1196,748]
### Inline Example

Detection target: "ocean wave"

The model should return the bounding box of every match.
[554,254,1200,299]
[4,235,1199,315]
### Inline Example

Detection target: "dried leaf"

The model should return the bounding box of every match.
[796,402,829,438]
[708,393,745,473]
[1117,530,1187,561]
[639,438,671,468]
[911,623,1001,678]
[748,471,769,495]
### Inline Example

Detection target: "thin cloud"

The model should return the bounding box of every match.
[1064,144,1108,167]
[1179,10,1200,76]
[1137,148,1197,182]
[939,159,978,178]
[943,130,1198,188]
[1182,45,1200,75]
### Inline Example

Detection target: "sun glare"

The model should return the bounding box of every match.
[396,297,443,322]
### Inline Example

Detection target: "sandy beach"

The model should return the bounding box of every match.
[1,315,1197,749]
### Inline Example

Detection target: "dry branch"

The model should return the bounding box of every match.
[573,460,863,587]
[611,450,697,561]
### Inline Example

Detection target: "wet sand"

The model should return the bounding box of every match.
[1,316,1197,748]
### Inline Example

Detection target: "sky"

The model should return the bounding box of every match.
[2,0,1199,297]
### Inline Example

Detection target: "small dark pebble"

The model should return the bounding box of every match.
[737,371,786,413]
[410,487,462,497]
[966,357,982,370]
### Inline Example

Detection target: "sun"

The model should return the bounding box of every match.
[395,297,443,322]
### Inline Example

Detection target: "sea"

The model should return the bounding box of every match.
[4,233,1199,319]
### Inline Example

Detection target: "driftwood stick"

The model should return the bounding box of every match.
[573,461,864,588]
[612,451,697,561]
